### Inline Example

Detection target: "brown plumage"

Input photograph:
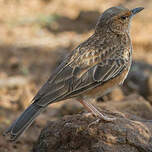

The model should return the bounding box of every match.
[4,6,144,141]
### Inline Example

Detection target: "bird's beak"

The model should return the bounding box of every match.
[131,7,144,16]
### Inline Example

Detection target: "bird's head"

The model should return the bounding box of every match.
[95,6,144,34]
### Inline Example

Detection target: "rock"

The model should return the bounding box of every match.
[56,101,82,117]
[122,61,152,103]
[0,76,31,89]
[33,109,152,152]
[101,94,152,120]
[147,76,152,103]
[97,87,124,103]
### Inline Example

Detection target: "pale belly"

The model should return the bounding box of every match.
[81,67,129,100]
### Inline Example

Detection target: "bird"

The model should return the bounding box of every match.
[4,6,144,141]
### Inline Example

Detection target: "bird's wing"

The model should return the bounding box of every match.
[33,45,127,107]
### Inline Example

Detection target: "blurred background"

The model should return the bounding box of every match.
[0,0,152,151]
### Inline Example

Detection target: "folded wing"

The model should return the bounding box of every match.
[33,47,127,107]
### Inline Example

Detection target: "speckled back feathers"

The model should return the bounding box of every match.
[33,7,133,106]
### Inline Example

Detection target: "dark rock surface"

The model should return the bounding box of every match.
[123,61,152,103]
[33,95,152,152]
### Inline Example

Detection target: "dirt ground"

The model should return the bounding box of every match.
[0,0,152,152]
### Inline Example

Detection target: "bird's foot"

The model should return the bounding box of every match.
[96,112,116,122]
[88,118,101,128]
[88,114,116,127]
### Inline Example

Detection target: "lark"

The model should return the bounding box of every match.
[4,6,144,141]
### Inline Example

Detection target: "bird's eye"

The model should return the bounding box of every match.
[121,16,128,20]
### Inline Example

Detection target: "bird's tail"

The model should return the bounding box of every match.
[3,103,44,141]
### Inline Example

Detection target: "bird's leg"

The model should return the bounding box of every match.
[78,99,116,122]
